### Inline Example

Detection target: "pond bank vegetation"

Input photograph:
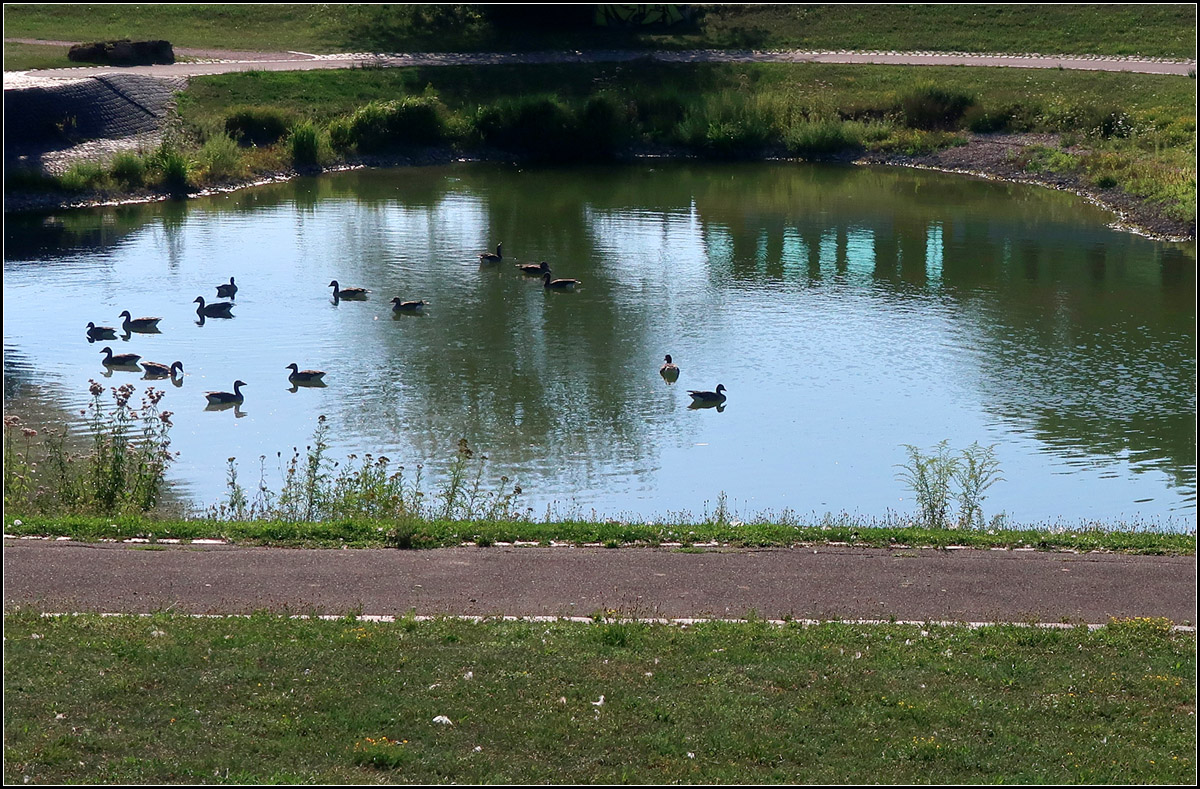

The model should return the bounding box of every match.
[6,62,1195,240]
[4,391,1194,555]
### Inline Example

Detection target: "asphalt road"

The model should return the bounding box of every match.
[4,540,1195,626]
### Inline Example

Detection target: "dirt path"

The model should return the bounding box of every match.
[5,42,1196,86]
[4,540,1194,626]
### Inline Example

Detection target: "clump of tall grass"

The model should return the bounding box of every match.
[3,381,176,516]
[895,440,1004,529]
[675,89,783,156]
[210,418,527,542]
[896,83,976,131]
[784,118,868,157]
[196,133,245,180]
[58,160,110,191]
[472,94,579,160]
[871,128,966,156]
[288,120,327,167]
[224,106,295,147]
[329,96,449,154]
[148,142,192,193]
[109,150,147,187]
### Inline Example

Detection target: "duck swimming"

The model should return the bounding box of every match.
[687,384,726,404]
[542,272,581,290]
[205,380,247,405]
[517,261,550,275]
[100,346,141,366]
[87,321,118,341]
[390,297,427,312]
[216,276,238,299]
[286,363,326,383]
[479,243,503,264]
[329,280,369,300]
[194,296,235,317]
[660,354,680,382]
[142,360,184,378]
[119,310,162,332]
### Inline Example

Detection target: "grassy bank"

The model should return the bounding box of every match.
[4,513,1196,555]
[8,61,1196,232]
[4,4,1196,60]
[3,610,1194,784]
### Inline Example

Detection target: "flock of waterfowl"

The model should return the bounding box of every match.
[87,242,727,410]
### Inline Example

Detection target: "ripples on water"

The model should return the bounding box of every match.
[3,163,1195,528]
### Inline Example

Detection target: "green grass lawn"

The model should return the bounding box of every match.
[2,40,75,70]
[3,611,1194,784]
[4,4,1196,60]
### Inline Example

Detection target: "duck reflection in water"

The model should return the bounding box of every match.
[204,401,247,417]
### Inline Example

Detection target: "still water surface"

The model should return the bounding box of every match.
[4,163,1196,527]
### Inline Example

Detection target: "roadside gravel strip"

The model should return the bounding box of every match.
[4,44,1196,86]
[4,541,1195,626]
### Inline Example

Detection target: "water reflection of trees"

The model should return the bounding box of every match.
[671,164,1195,490]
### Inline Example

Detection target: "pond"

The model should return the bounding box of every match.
[3,162,1196,529]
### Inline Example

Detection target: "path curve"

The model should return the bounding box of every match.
[4,540,1194,626]
[5,42,1196,87]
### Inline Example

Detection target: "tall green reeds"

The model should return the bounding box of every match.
[895,440,1005,529]
[288,120,325,167]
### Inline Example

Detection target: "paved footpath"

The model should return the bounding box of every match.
[4,540,1194,626]
[4,43,1195,88]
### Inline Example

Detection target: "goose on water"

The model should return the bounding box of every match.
[142,360,184,378]
[329,280,369,300]
[479,243,503,264]
[660,354,680,382]
[194,296,235,317]
[87,321,118,340]
[517,260,550,275]
[390,297,427,312]
[100,346,141,366]
[216,276,238,299]
[119,310,162,332]
[286,363,326,383]
[687,384,726,404]
[205,380,247,405]
[542,272,581,290]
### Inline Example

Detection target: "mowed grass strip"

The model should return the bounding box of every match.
[3,611,1194,784]
[4,514,1196,554]
[3,4,1195,59]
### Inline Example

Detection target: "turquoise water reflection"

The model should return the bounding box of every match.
[3,163,1195,527]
